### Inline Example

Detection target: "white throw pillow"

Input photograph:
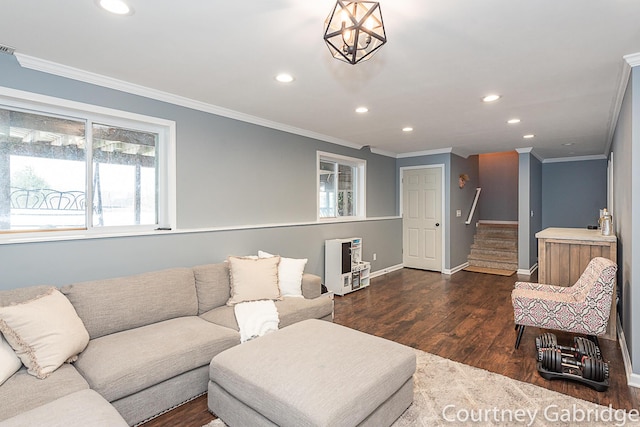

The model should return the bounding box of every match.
[258,250,308,297]
[0,333,22,385]
[0,288,90,379]
[226,256,282,306]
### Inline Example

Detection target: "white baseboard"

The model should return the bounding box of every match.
[617,317,640,388]
[517,263,538,276]
[443,262,469,275]
[370,264,404,279]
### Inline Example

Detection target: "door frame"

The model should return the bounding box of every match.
[399,164,446,272]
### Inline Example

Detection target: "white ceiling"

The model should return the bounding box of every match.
[1,0,640,159]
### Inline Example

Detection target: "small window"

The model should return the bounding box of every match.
[317,152,365,220]
[0,94,174,236]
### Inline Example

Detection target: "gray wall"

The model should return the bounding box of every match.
[478,151,519,221]
[0,54,401,289]
[541,159,607,229]
[0,219,401,289]
[530,155,543,268]
[517,151,542,271]
[450,154,480,269]
[611,65,639,373]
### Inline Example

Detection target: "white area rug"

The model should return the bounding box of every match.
[205,349,636,426]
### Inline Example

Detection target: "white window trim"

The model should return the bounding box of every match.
[0,86,176,243]
[317,151,366,221]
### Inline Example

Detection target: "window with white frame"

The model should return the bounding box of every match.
[0,93,175,235]
[318,152,365,219]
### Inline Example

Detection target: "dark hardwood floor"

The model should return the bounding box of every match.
[142,268,640,426]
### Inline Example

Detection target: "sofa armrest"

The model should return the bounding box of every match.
[301,274,322,299]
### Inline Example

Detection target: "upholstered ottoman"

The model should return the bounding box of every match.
[208,319,416,427]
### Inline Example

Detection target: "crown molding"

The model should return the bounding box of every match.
[515,147,544,162]
[624,52,640,67]
[604,54,638,155]
[542,154,607,164]
[14,53,399,158]
[370,147,398,157]
[396,147,453,159]
[515,147,533,153]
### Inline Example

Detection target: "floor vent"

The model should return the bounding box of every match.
[0,44,15,55]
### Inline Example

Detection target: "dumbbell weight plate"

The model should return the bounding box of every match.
[582,357,609,382]
[574,337,601,359]
[536,333,557,351]
[540,349,563,373]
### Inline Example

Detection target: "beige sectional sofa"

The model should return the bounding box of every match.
[0,261,334,426]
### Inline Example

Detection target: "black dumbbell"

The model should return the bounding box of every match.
[536,333,601,360]
[539,348,609,382]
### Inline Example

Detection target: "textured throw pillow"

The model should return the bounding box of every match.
[258,250,307,297]
[226,256,282,306]
[0,288,90,379]
[0,333,22,386]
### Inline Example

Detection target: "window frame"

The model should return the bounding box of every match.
[317,151,366,221]
[0,87,176,241]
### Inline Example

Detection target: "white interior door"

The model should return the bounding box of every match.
[402,167,443,271]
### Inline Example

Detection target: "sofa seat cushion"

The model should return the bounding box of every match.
[74,316,239,402]
[276,294,334,328]
[0,364,89,422]
[0,389,127,427]
[200,294,334,331]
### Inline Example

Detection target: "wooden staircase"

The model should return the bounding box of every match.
[467,223,518,272]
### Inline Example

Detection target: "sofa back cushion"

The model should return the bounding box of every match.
[193,263,231,314]
[60,268,198,339]
[0,285,54,307]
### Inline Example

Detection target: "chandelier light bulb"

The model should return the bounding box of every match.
[365,18,374,30]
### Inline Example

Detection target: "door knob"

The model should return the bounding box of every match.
[435,223,440,227]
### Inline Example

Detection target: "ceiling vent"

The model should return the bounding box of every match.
[0,44,15,55]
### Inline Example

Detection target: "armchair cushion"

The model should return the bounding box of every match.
[511,257,617,337]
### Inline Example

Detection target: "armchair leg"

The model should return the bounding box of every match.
[515,325,525,349]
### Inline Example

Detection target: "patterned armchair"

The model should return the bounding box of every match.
[511,257,617,349]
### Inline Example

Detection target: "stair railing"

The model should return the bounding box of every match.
[465,187,481,225]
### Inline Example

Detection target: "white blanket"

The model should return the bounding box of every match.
[234,300,280,343]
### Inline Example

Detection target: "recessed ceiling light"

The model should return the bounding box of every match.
[523,134,535,139]
[402,127,413,132]
[355,107,369,113]
[97,0,133,15]
[275,73,294,83]
[507,118,521,124]
[562,142,575,146]
[482,94,501,103]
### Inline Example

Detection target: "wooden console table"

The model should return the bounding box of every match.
[535,227,617,340]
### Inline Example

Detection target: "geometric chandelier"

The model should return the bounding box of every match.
[323,1,387,65]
